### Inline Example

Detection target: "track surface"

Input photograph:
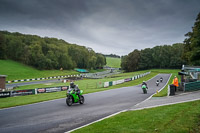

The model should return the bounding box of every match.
[0,74,170,133]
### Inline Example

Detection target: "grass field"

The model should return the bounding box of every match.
[106,57,121,68]
[0,60,80,81]
[73,100,200,133]
[0,60,106,81]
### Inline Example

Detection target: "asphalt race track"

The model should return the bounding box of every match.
[0,74,170,133]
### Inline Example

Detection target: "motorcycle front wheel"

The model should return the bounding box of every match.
[79,95,84,104]
[66,96,73,106]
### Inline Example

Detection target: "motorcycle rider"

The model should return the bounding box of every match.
[160,77,163,82]
[156,79,159,86]
[70,82,80,98]
[141,81,148,89]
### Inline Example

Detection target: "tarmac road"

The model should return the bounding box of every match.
[0,74,170,133]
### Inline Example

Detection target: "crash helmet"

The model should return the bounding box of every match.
[70,82,74,88]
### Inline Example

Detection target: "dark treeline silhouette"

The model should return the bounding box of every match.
[183,13,200,65]
[104,54,120,58]
[121,43,185,72]
[121,12,200,72]
[0,31,106,70]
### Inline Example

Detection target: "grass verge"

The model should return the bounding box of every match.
[73,100,200,133]
[106,57,121,68]
[0,60,79,81]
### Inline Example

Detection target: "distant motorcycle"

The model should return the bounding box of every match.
[156,80,159,86]
[160,77,163,83]
[141,84,148,94]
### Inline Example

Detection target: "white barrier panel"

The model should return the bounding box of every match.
[116,79,124,84]
[104,82,109,88]
[112,81,117,85]
[132,77,135,80]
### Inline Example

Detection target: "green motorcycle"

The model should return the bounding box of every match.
[66,88,84,106]
[141,84,148,94]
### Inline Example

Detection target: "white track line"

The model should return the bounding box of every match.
[129,97,200,111]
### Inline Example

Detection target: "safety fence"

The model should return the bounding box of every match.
[85,71,151,89]
[103,72,151,88]
[184,81,200,91]
[6,74,87,84]
[0,86,69,98]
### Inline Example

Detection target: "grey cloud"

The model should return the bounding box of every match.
[0,0,199,55]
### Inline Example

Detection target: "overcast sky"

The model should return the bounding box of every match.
[0,0,199,56]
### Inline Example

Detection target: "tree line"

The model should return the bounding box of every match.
[104,54,120,58]
[0,31,106,70]
[121,12,200,72]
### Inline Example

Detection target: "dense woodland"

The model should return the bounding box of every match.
[121,12,200,72]
[0,31,106,70]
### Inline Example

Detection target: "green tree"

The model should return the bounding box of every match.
[0,33,6,59]
[127,49,140,72]
[183,12,200,65]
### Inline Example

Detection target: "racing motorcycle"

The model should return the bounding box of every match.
[160,77,163,83]
[156,80,159,86]
[141,84,148,94]
[66,88,84,106]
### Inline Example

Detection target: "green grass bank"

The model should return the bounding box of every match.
[73,100,200,133]
[0,60,79,81]
[106,57,121,68]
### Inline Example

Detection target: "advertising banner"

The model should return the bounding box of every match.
[11,89,35,96]
[124,78,132,82]
[0,91,11,98]
[116,79,124,84]
[45,87,61,93]
[37,88,46,93]
[61,86,69,91]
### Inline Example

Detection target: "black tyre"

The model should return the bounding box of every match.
[66,96,73,106]
[79,95,84,104]
[142,88,147,94]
